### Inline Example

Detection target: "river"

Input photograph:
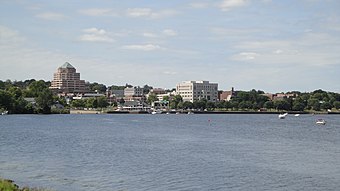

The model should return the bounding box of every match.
[1,114,339,190]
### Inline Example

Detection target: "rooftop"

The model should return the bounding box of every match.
[60,62,75,69]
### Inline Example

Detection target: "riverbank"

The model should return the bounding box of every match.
[68,109,340,115]
[0,178,52,191]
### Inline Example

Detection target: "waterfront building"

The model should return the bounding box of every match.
[263,93,297,101]
[176,81,218,102]
[219,87,236,101]
[124,86,144,101]
[50,62,86,94]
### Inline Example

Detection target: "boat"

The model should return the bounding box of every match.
[151,109,162,115]
[1,110,8,115]
[316,119,326,125]
[278,113,288,119]
[294,114,300,117]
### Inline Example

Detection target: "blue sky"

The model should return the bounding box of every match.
[1,0,340,93]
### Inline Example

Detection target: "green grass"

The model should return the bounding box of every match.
[0,178,53,191]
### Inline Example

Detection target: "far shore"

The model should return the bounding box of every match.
[69,109,340,115]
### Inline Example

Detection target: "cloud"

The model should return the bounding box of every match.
[0,25,24,43]
[232,52,260,61]
[163,29,177,36]
[126,8,177,19]
[143,32,158,38]
[78,28,114,43]
[218,0,248,11]
[78,8,116,16]
[122,44,162,51]
[35,12,66,21]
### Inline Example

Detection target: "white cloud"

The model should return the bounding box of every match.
[232,52,260,61]
[35,12,66,21]
[273,49,283,54]
[127,8,152,17]
[126,8,177,19]
[78,8,116,16]
[78,28,114,43]
[143,32,158,38]
[163,29,177,36]
[218,0,248,11]
[122,44,162,51]
[0,25,24,43]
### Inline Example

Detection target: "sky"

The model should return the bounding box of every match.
[1,0,340,93]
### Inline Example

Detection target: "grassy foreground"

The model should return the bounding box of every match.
[0,178,52,191]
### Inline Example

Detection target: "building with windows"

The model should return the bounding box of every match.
[50,62,86,94]
[176,81,218,102]
[124,86,144,101]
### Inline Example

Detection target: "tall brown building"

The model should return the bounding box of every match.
[50,62,86,94]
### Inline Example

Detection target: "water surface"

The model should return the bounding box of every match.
[1,114,339,190]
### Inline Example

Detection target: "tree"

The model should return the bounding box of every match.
[26,80,48,97]
[264,101,274,110]
[71,99,86,108]
[35,88,53,114]
[147,94,159,104]
[97,97,109,108]
[307,98,320,111]
[292,98,306,111]
[333,101,340,109]
[193,99,207,110]
[321,102,332,110]
[182,101,193,109]
[170,95,183,109]
[163,96,170,102]
[0,90,13,111]
[143,84,153,94]
[206,102,216,111]
[86,98,98,108]
[88,82,107,93]
[274,100,291,111]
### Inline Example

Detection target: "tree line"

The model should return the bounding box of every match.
[1,79,340,114]
[166,89,340,112]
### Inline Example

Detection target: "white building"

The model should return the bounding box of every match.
[176,81,218,102]
[124,86,144,97]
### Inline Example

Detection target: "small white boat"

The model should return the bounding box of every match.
[151,109,162,114]
[1,110,8,115]
[294,114,300,117]
[316,119,326,125]
[278,113,288,119]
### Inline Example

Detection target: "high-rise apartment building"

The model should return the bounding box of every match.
[176,81,218,102]
[50,62,86,93]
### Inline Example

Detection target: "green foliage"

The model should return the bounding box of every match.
[147,94,159,104]
[88,82,107,93]
[143,84,153,94]
[97,97,109,108]
[35,89,53,114]
[0,179,18,191]
[0,178,53,191]
[333,101,340,109]
[71,99,86,108]
[170,95,183,109]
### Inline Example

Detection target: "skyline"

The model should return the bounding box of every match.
[1,0,340,93]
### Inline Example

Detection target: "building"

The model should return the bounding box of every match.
[263,93,297,101]
[219,87,236,101]
[176,81,218,102]
[50,62,86,94]
[124,86,144,101]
